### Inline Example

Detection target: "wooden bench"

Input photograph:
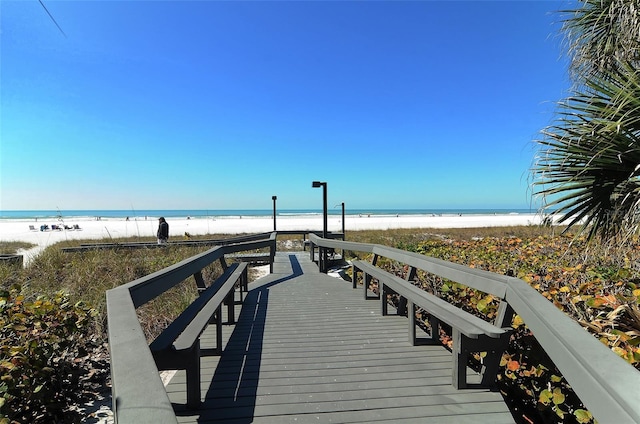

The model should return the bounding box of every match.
[149,262,248,408]
[227,252,272,265]
[352,259,511,389]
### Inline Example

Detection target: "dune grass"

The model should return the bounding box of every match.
[0,241,35,255]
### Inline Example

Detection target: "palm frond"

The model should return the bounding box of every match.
[533,62,640,239]
[561,0,640,80]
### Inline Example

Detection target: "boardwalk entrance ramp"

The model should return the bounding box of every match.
[166,252,514,423]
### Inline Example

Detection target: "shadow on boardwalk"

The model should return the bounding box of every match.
[170,252,514,424]
[176,254,304,422]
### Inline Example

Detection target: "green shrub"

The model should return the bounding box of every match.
[0,285,96,423]
[395,233,640,423]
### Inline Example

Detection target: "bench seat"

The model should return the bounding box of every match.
[351,259,511,389]
[149,262,248,408]
[227,252,271,265]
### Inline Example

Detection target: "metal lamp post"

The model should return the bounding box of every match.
[340,202,345,236]
[272,196,277,231]
[335,201,345,260]
[312,181,328,272]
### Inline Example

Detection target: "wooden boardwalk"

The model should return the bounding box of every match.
[165,252,514,423]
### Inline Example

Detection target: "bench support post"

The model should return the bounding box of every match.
[480,332,511,388]
[408,301,416,345]
[429,315,440,344]
[397,296,407,316]
[452,330,510,389]
[237,266,248,301]
[381,283,388,316]
[351,265,359,289]
[186,341,202,408]
[364,272,370,299]
[452,329,468,389]
[225,290,235,324]
[215,306,223,354]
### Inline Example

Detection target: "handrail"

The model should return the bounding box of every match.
[63,232,279,252]
[106,232,276,423]
[308,233,640,423]
[310,235,375,253]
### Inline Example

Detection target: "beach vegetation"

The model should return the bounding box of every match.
[0,285,96,423]
[1,227,639,422]
[353,229,640,424]
[0,241,35,255]
[532,0,640,241]
[0,236,237,423]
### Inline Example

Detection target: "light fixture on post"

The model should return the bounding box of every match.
[312,181,328,272]
[272,196,277,231]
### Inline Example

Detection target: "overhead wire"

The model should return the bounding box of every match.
[38,0,66,38]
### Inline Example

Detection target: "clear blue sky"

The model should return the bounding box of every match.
[1,0,572,211]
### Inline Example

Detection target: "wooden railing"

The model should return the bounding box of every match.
[309,233,640,423]
[63,232,279,252]
[106,232,276,424]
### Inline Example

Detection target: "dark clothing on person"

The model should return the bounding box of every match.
[157,217,169,243]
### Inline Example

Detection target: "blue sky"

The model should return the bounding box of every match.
[1,0,571,211]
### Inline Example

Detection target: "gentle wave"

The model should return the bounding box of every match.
[0,208,538,221]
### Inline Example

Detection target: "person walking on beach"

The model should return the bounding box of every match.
[157,217,169,244]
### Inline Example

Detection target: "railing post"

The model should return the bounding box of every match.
[219,257,228,270]
[193,271,206,295]
[398,267,417,316]
[495,301,515,328]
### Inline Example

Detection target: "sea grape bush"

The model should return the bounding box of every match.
[0,240,233,423]
[391,234,640,423]
[411,235,640,367]
[0,285,96,423]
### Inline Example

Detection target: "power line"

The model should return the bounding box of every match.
[38,0,66,38]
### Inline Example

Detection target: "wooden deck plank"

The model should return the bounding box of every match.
[167,252,514,423]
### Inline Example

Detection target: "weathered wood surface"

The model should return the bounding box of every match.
[165,252,514,423]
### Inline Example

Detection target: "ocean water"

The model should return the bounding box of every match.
[0,208,537,220]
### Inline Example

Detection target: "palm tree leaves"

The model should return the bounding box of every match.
[533,62,640,238]
[561,0,640,79]
[533,0,640,240]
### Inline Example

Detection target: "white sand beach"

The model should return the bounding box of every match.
[1,213,545,263]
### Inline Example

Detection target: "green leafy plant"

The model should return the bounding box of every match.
[0,285,96,423]
[389,233,640,423]
[533,0,640,241]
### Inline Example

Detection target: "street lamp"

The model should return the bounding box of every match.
[338,202,345,236]
[272,196,277,231]
[336,202,345,260]
[312,181,328,272]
